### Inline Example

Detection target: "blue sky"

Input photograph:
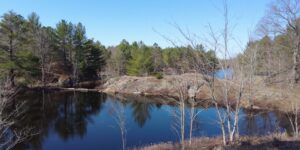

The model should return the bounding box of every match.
[0,0,272,56]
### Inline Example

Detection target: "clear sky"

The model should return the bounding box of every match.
[0,0,272,57]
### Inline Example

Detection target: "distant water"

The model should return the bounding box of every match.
[214,68,233,79]
[8,91,289,150]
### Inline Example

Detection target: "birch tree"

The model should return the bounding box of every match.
[204,0,246,145]
[170,79,189,150]
[109,101,127,150]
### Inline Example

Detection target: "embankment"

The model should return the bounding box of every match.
[98,73,300,112]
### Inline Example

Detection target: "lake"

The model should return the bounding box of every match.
[11,90,290,150]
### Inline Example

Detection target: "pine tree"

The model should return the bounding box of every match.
[0,11,27,87]
[127,43,154,76]
[82,40,105,80]
[56,20,73,66]
[73,22,87,84]
[116,39,131,75]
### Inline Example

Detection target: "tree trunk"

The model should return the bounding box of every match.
[292,46,299,84]
[63,39,67,66]
[296,102,299,137]
[221,121,227,145]
[181,100,185,150]
[9,32,15,87]
[41,52,46,87]
[230,111,239,142]
[189,104,194,146]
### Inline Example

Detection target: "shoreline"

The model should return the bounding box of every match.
[19,73,300,113]
[136,133,300,150]
[20,85,285,115]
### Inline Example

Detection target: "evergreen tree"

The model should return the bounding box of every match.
[127,42,154,76]
[0,11,27,86]
[56,20,73,66]
[115,39,131,75]
[26,12,42,55]
[82,40,105,80]
[151,43,163,73]
[73,22,87,83]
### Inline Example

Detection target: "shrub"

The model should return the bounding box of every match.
[154,72,163,79]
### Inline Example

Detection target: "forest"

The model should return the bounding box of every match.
[0,11,218,88]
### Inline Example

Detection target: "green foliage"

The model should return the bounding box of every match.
[161,45,218,73]
[0,60,16,80]
[56,19,74,64]
[108,41,219,76]
[0,50,40,84]
[153,72,163,79]
[162,47,182,68]
[0,61,16,70]
[81,40,106,80]
[127,43,154,76]
[15,50,40,78]
[205,50,218,66]
[113,39,132,75]
[241,33,294,75]
[0,10,221,87]
[118,39,132,61]
[73,22,87,80]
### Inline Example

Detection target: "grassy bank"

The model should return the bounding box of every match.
[137,134,300,150]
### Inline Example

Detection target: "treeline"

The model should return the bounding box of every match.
[239,21,299,84]
[0,11,218,87]
[239,0,300,85]
[241,35,293,76]
[0,11,106,87]
[106,41,218,77]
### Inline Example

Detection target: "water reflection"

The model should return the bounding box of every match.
[12,91,106,150]
[131,100,154,128]
[54,92,104,140]
[241,109,280,136]
[3,91,294,150]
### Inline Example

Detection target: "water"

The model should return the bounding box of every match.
[214,68,233,79]
[10,91,290,150]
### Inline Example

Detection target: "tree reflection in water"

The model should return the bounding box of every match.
[12,90,106,150]
[130,100,154,128]
[5,91,295,150]
[242,109,283,136]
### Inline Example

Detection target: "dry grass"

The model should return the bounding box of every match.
[135,134,300,150]
[250,77,300,112]
[134,137,223,150]
[100,73,300,113]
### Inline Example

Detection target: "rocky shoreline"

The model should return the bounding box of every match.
[97,73,299,113]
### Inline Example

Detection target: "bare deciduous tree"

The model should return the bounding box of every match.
[37,29,51,87]
[262,0,300,84]
[203,0,246,145]
[171,79,188,150]
[187,79,203,146]
[287,100,300,137]
[109,101,127,150]
[0,80,36,150]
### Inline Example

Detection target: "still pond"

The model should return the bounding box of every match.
[12,90,290,150]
